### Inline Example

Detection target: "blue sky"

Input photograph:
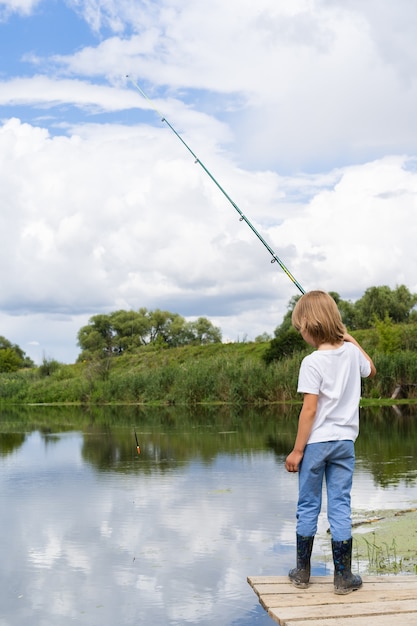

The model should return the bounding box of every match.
[1,0,417,363]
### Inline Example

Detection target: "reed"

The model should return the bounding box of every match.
[355,534,404,574]
[1,338,417,405]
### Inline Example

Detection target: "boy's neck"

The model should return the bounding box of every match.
[317,341,344,350]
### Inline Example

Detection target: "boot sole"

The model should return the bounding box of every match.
[289,579,310,589]
[334,584,362,595]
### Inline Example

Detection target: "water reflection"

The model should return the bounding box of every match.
[0,404,417,626]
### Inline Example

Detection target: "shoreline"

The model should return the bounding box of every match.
[352,506,417,574]
[313,507,417,575]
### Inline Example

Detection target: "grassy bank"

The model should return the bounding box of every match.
[353,508,417,574]
[0,341,296,405]
[1,338,417,405]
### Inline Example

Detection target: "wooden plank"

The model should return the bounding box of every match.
[276,615,417,626]
[261,587,417,608]
[248,575,417,626]
[249,575,333,585]
[248,575,416,589]
[273,599,417,620]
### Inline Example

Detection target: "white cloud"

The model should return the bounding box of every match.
[0,76,142,112]
[21,0,417,173]
[0,116,294,360]
[275,155,417,295]
[0,0,41,19]
[2,114,417,363]
[1,0,417,362]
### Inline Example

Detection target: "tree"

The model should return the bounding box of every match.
[328,292,358,329]
[255,332,272,343]
[148,309,185,345]
[271,286,417,338]
[262,328,306,364]
[354,285,417,328]
[0,336,34,372]
[373,313,402,354]
[77,315,115,357]
[272,295,302,338]
[77,308,222,359]
[110,309,150,351]
[262,295,306,364]
[185,317,222,345]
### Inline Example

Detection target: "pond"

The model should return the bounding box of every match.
[1,403,417,626]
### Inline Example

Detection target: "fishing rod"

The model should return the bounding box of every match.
[126,76,305,295]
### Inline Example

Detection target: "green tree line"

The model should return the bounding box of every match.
[1,284,417,400]
[2,338,417,404]
[76,308,222,360]
[0,336,33,373]
[263,285,417,363]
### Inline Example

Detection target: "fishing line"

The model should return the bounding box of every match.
[126,76,305,295]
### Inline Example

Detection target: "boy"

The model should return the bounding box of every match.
[285,290,376,594]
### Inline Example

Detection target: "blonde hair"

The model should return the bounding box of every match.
[291,290,346,345]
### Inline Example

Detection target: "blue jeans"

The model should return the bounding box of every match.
[296,440,355,542]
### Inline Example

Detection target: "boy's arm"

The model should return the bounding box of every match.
[344,332,376,378]
[285,393,318,473]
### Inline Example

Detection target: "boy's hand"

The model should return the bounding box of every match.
[285,450,304,472]
[343,332,377,378]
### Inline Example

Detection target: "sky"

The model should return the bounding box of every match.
[1,0,417,364]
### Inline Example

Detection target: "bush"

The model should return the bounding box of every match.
[38,357,62,377]
[262,329,306,365]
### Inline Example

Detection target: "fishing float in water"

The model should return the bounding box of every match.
[126,76,305,295]
[134,431,141,455]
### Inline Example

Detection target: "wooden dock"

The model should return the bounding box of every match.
[247,575,417,625]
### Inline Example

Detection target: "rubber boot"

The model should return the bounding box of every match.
[332,538,362,595]
[288,534,314,589]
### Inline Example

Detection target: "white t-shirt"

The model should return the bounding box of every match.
[297,342,371,444]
